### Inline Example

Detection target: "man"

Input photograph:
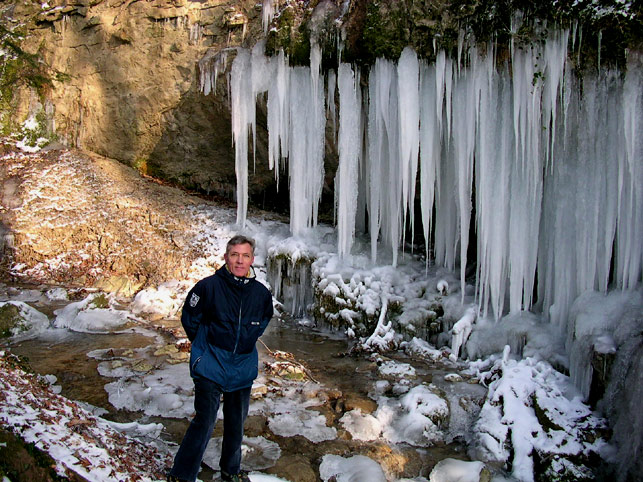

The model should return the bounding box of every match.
[168,235,274,482]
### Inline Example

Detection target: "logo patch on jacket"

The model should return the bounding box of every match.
[189,292,200,307]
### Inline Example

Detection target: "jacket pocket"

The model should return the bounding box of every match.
[191,355,202,372]
[238,320,263,354]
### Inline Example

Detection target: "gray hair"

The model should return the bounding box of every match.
[226,234,256,254]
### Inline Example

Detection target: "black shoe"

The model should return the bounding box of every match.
[220,470,250,482]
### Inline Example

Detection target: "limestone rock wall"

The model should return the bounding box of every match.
[8,0,277,205]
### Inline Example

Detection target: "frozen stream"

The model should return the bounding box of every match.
[1,284,488,481]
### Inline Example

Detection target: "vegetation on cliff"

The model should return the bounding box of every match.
[265,0,641,70]
[0,21,51,137]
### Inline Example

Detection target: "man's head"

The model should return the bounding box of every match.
[224,235,256,277]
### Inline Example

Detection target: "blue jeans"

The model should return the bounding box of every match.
[169,377,251,481]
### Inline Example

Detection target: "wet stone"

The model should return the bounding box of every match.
[343,393,377,414]
[444,373,463,382]
[167,352,189,364]
[270,454,317,482]
[153,344,178,356]
[131,360,153,372]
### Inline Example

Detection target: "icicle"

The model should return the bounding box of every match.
[617,51,643,289]
[262,0,274,33]
[336,63,361,258]
[267,50,290,180]
[367,59,402,266]
[327,69,338,145]
[434,51,447,134]
[397,47,421,244]
[542,30,569,170]
[189,23,202,44]
[597,30,602,73]
[230,49,253,227]
[288,66,325,235]
[198,49,229,96]
[250,42,273,170]
[503,35,552,317]
[450,49,478,302]
[475,56,511,319]
[456,30,465,75]
[509,11,524,58]
[418,61,440,266]
[367,63,382,263]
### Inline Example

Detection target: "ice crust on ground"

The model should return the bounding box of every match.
[319,454,387,482]
[102,363,195,419]
[202,436,281,472]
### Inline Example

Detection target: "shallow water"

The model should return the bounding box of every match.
[261,320,373,394]
[8,329,156,413]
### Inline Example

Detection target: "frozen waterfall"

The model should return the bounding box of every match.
[219,31,642,329]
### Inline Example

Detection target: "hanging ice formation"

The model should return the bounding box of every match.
[228,42,325,233]
[336,63,362,258]
[218,28,642,330]
[261,0,274,33]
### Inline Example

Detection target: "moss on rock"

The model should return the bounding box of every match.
[0,303,23,338]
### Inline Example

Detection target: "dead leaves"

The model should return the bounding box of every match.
[0,351,173,480]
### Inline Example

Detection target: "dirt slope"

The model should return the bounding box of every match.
[0,140,233,295]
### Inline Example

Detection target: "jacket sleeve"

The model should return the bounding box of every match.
[181,282,205,342]
[258,290,274,337]
[264,292,274,322]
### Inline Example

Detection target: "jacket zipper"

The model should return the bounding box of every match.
[233,300,242,354]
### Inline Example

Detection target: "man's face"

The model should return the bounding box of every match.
[224,242,255,277]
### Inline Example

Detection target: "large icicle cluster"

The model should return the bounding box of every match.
[219,31,642,329]
[229,42,325,233]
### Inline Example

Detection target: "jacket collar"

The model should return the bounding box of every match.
[220,264,256,285]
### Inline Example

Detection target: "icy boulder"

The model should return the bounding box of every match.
[131,280,187,319]
[429,458,489,482]
[470,352,608,482]
[377,384,449,447]
[0,301,50,339]
[54,293,131,333]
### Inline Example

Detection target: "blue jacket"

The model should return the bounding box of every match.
[181,265,273,392]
